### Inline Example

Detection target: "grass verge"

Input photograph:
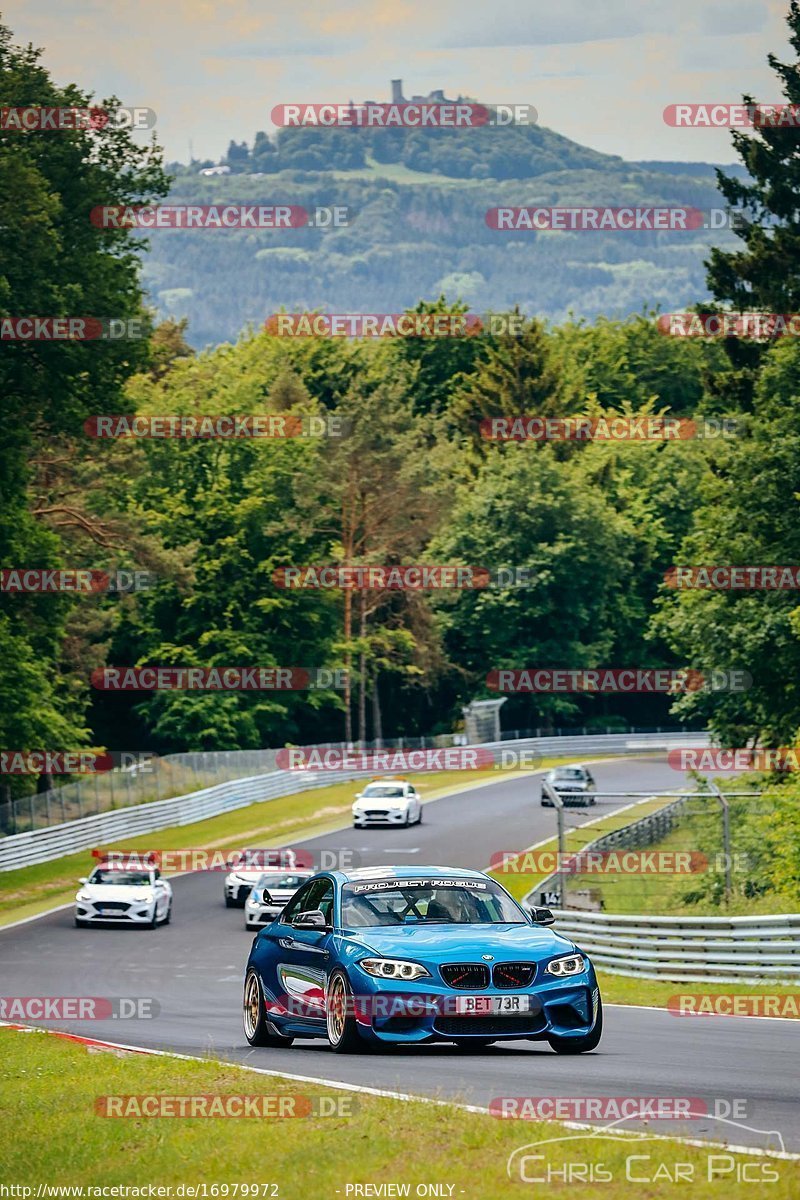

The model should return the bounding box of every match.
[1,1026,796,1196]
[561,791,798,917]
[487,794,677,902]
[597,971,800,1015]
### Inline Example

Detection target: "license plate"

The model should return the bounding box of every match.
[453,994,530,1015]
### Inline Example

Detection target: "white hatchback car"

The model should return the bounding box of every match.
[352,778,422,828]
[244,869,314,930]
[75,865,172,928]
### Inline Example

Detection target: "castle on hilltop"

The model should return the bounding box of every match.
[362,80,466,106]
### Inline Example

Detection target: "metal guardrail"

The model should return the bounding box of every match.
[481,730,709,759]
[526,793,691,906]
[0,730,710,872]
[0,768,372,872]
[0,727,709,837]
[550,909,800,984]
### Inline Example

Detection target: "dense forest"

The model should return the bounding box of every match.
[146,116,753,346]
[3,7,800,787]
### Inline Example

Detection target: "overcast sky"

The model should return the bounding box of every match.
[6,0,795,164]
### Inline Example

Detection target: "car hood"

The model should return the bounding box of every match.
[354,796,408,805]
[341,923,575,962]
[551,779,588,788]
[79,885,153,901]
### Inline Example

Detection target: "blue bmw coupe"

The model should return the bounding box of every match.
[243,865,602,1054]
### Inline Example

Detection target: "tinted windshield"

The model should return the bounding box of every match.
[363,785,404,798]
[256,873,309,889]
[341,878,527,928]
[90,870,151,886]
[554,769,585,779]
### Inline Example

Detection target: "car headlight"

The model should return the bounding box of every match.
[358,958,430,980]
[77,891,91,902]
[546,953,586,977]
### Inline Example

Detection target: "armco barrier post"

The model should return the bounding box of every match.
[543,779,566,907]
[708,779,732,903]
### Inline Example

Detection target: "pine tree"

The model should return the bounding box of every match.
[706,2,800,309]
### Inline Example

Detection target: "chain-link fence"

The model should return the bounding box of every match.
[0,734,457,835]
[0,726,707,836]
[525,785,777,915]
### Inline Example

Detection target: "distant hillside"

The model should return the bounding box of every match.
[147,122,742,347]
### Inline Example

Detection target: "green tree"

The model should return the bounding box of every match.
[430,444,638,727]
[706,2,800,311]
[0,19,168,770]
[654,340,800,746]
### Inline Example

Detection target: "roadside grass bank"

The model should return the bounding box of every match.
[1,1026,796,1197]
[598,972,800,1015]
[556,773,799,917]
[487,794,677,902]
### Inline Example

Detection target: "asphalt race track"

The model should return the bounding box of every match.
[1,758,797,1154]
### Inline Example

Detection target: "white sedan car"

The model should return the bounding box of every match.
[75,866,172,928]
[352,778,422,828]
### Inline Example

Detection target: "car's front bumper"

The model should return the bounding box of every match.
[245,905,282,926]
[352,808,409,826]
[75,900,157,924]
[346,968,600,1045]
[542,789,592,806]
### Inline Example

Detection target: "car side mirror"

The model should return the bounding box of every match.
[529,906,555,926]
[355,793,363,799]
[292,909,329,930]
[79,877,88,885]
